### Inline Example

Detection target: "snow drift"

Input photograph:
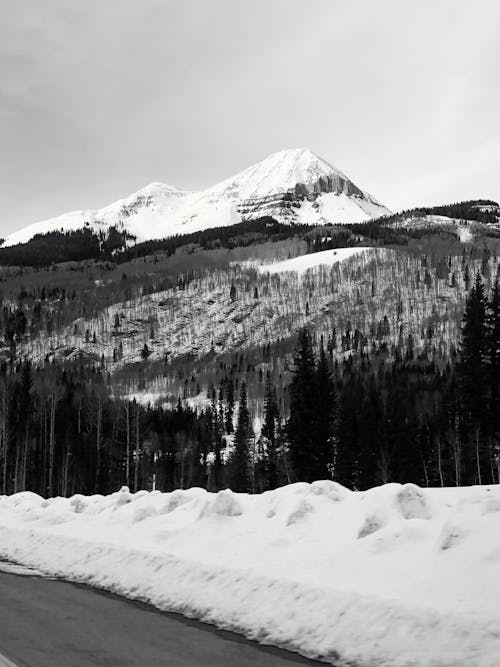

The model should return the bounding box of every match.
[1,482,499,666]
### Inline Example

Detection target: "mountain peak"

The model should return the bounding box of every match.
[268,146,317,158]
[136,182,184,195]
[121,182,189,202]
[266,146,332,164]
[4,149,391,248]
[265,147,343,173]
[208,147,350,202]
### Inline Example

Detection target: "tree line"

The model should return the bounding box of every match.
[0,227,135,267]
[0,271,498,497]
[211,271,500,492]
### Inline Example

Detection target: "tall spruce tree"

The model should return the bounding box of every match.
[209,385,223,491]
[225,380,234,434]
[487,280,500,414]
[288,328,321,482]
[228,382,251,492]
[460,272,488,482]
[460,273,488,422]
[487,279,500,478]
[261,374,279,489]
[315,345,337,479]
[336,374,360,488]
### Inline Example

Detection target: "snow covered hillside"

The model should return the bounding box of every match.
[4,149,390,247]
[18,243,480,407]
[390,214,480,241]
[1,481,499,666]
[22,247,385,372]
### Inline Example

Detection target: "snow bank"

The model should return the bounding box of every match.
[1,482,500,666]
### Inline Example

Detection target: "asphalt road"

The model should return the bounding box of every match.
[0,563,322,667]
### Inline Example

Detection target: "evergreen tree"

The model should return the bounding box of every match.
[459,272,488,482]
[315,345,337,479]
[228,382,251,492]
[261,374,279,489]
[460,273,488,424]
[225,380,234,434]
[487,280,500,418]
[209,385,223,491]
[336,372,361,488]
[288,328,321,482]
[486,279,500,476]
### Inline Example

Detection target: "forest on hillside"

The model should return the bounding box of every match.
[0,271,498,497]
[0,223,498,496]
[0,218,307,267]
[9,235,496,416]
[0,216,499,497]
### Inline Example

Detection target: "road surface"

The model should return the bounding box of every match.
[0,562,322,667]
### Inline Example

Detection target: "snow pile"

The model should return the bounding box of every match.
[1,482,500,666]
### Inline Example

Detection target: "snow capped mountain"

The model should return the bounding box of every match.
[208,147,358,199]
[4,148,391,247]
[3,182,189,247]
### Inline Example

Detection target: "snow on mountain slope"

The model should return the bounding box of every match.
[3,183,189,247]
[22,248,390,373]
[255,247,374,274]
[208,147,359,199]
[4,149,391,247]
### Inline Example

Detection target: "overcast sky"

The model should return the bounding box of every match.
[0,0,499,234]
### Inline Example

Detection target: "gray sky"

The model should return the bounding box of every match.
[1,0,499,234]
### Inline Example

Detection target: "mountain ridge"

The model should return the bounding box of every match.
[3,148,391,247]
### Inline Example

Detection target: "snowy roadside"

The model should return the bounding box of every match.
[1,482,499,666]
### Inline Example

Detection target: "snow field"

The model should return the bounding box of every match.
[256,247,374,274]
[1,481,500,666]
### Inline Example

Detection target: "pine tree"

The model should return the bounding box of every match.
[487,280,500,414]
[18,361,34,491]
[261,374,279,489]
[228,382,251,492]
[336,372,361,489]
[225,380,234,434]
[288,328,321,482]
[315,345,337,479]
[460,273,488,423]
[464,264,471,291]
[209,385,223,491]
[460,272,488,482]
[486,279,500,478]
